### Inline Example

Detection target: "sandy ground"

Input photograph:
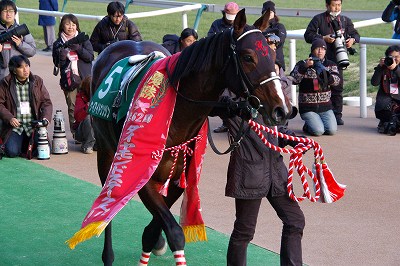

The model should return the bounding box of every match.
[30,52,400,266]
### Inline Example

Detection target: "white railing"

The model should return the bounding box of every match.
[17,6,396,117]
[287,18,400,118]
[17,3,202,29]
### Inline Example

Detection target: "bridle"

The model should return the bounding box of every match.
[165,28,282,154]
[166,28,280,110]
[226,28,281,107]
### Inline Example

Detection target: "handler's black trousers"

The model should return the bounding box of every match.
[227,194,305,266]
[331,68,344,120]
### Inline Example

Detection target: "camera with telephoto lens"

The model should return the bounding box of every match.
[331,19,350,69]
[384,56,394,67]
[53,32,89,49]
[310,57,327,78]
[0,24,30,44]
[31,119,49,128]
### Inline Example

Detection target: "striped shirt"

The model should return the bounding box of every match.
[14,78,33,136]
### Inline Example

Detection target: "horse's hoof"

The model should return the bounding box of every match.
[152,237,167,256]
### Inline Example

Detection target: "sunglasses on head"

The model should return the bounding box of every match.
[266,34,280,45]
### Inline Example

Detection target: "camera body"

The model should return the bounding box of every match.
[310,56,327,77]
[0,24,30,44]
[31,119,49,128]
[384,56,394,67]
[53,32,89,49]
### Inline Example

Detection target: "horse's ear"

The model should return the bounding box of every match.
[233,9,247,38]
[254,9,270,32]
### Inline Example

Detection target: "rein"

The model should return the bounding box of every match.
[248,120,346,203]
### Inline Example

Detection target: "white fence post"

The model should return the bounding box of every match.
[182,12,188,29]
[289,39,297,106]
[359,43,368,118]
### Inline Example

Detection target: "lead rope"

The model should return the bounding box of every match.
[151,134,203,197]
[248,120,323,202]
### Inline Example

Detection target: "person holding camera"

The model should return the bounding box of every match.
[0,55,52,158]
[290,39,341,136]
[0,0,36,81]
[52,14,94,138]
[90,1,142,55]
[382,0,400,39]
[304,0,360,126]
[371,45,400,136]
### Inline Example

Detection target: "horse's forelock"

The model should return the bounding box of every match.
[170,32,227,86]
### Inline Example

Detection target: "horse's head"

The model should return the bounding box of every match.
[225,9,294,126]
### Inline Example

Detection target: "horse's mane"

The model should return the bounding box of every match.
[170,31,227,86]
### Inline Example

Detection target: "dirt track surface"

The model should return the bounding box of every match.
[32,52,400,266]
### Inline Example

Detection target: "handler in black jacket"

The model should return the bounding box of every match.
[304,0,360,126]
[90,1,142,54]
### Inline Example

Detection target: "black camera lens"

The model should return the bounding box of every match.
[384,56,394,67]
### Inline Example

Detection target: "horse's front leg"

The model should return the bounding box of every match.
[102,222,114,266]
[138,181,186,266]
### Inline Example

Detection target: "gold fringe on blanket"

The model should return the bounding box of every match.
[182,224,208,243]
[65,221,108,249]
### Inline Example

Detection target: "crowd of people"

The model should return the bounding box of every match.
[0,0,398,264]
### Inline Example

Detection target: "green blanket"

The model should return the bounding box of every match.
[89,56,157,122]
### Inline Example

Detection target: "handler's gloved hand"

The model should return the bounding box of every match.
[237,102,253,120]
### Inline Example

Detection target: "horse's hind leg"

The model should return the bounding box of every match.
[102,223,114,266]
[95,121,119,266]
[138,182,186,265]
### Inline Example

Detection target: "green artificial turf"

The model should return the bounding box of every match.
[0,158,280,265]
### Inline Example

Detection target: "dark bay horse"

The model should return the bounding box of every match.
[91,9,293,266]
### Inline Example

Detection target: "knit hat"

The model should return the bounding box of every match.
[262,1,276,14]
[311,38,327,52]
[224,2,239,21]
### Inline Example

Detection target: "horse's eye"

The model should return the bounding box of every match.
[242,55,253,63]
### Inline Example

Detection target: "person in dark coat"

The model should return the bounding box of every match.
[224,112,305,266]
[371,45,400,135]
[304,0,360,126]
[52,14,94,137]
[161,28,198,55]
[0,55,52,157]
[381,0,400,39]
[208,2,240,134]
[38,0,58,52]
[261,1,287,71]
[90,1,142,54]
[207,2,240,37]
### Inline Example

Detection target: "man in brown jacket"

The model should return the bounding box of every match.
[0,55,52,157]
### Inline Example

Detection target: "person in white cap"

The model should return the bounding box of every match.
[208,2,240,133]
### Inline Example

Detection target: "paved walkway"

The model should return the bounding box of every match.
[31,53,400,266]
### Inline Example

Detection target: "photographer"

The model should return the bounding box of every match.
[0,0,36,80]
[290,39,341,136]
[304,0,360,125]
[90,1,142,55]
[371,45,400,135]
[0,55,52,158]
[52,14,94,138]
[382,0,400,39]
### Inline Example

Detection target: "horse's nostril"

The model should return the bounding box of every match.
[274,107,285,122]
